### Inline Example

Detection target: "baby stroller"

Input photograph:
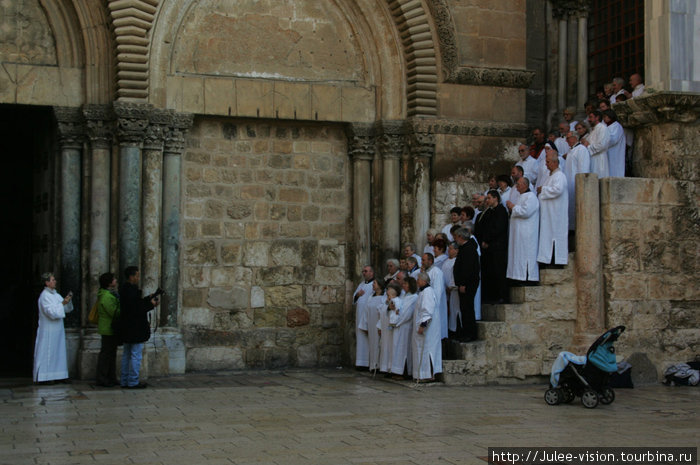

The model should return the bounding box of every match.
[545,326,625,408]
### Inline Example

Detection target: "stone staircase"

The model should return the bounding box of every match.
[442,254,577,385]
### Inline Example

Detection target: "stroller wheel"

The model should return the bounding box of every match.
[600,387,615,405]
[581,389,599,408]
[563,388,575,403]
[544,388,561,405]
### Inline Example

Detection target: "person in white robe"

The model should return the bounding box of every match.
[516,144,538,187]
[33,272,74,383]
[365,279,385,372]
[472,233,482,321]
[423,229,438,256]
[441,207,462,242]
[537,149,569,265]
[534,142,564,190]
[563,107,578,132]
[412,272,442,381]
[442,241,460,333]
[422,253,447,340]
[433,239,448,270]
[506,178,540,282]
[377,285,401,373]
[390,277,418,377]
[497,174,512,208]
[508,165,524,207]
[582,110,609,178]
[629,73,645,98]
[563,132,591,230]
[603,109,625,178]
[353,266,375,368]
[554,122,570,156]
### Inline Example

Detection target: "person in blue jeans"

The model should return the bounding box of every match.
[118,266,158,389]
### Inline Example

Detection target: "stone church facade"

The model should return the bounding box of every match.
[0,0,696,382]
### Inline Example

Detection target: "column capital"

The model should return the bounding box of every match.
[407,120,435,159]
[164,112,194,155]
[114,102,152,147]
[143,109,173,151]
[377,120,407,160]
[83,104,114,149]
[551,0,590,19]
[346,122,376,161]
[54,106,85,149]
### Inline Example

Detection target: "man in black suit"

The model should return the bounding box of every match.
[453,228,480,342]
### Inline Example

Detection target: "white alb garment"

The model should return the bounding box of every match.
[390,293,417,375]
[587,122,610,178]
[506,191,540,282]
[33,288,74,382]
[353,280,374,367]
[563,143,590,230]
[537,169,569,265]
[411,286,442,380]
[606,121,626,178]
[426,265,447,340]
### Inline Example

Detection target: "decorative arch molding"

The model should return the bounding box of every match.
[107,0,158,101]
[39,0,83,68]
[72,1,115,103]
[386,0,438,117]
[424,0,535,89]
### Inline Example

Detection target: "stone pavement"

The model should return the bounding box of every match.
[1,369,698,465]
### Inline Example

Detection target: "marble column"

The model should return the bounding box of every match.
[572,173,604,351]
[347,123,375,281]
[557,17,567,111]
[378,121,404,263]
[409,130,434,253]
[576,13,588,110]
[83,105,114,304]
[114,102,150,275]
[54,107,84,327]
[141,110,171,295]
[161,113,193,327]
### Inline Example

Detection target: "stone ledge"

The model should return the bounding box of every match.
[614,91,700,128]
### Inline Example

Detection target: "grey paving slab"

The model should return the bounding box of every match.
[1,370,698,465]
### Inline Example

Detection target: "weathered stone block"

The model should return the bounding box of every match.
[280,223,310,237]
[183,289,206,307]
[181,307,213,327]
[305,285,337,304]
[185,241,218,265]
[243,242,269,266]
[296,344,318,367]
[270,240,301,266]
[266,285,303,307]
[184,267,211,288]
[201,222,222,236]
[251,286,265,308]
[220,243,241,264]
[187,347,245,371]
[254,307,287,327]
[257,266,295,286]
[287,307,310,327]
[314,267,345,286]
[224,222,245,239]
[227,203,253,220]
[207,287,249,310]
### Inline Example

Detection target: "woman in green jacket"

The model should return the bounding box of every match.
[96,272,120,387]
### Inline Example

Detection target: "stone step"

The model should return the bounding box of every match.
[538,265,573,285]
[480,303,528,322]
[510,282,576,304]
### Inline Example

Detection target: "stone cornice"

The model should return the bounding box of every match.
[426,0,534,88]
[551,0,591,19]
[613,92,700,128]
[409,118,530,138]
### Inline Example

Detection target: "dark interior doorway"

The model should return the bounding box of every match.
[0,104,56,376]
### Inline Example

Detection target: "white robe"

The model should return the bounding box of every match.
[563,144,591,230]
[568,120,578,132]
[507,185,521,208]
[517,156,538,186]
[535,153,565,190]
[555,137,570,156]
[365,295,384,371]
[353,280,374,367]
[506,191,540,282]
[472,236,482,321]
[434,253,447,269]
[606,121,626,178]
[33,288,74,382]
[499,187,511,207]
[587,122,610,178]
[441,223,457,242]
[426,265,447,339]
[537,169,569,265]
[441,257,461,332]
[376,299,393,373]
[412,286,442,380]
[390,293,417,375]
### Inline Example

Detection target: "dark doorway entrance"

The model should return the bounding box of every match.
[0,104,57,376]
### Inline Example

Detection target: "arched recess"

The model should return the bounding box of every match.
[148,0,414,121]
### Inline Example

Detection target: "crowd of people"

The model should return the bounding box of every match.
[353,73,645,382]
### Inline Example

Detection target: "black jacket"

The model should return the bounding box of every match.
[453,239,480,290]
[117,282,154,343]
[474,204,509,251]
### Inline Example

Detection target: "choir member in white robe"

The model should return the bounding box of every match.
[33,272,74,383]
[563,133,591,230]
[353,266,375,368]
[472,234,482,321]
[422,253,448,340]
[583,110,609,178]
[442,242,461,333]
[441,207,462,242]
[365,279,385,372]
[517,144,538,187]
[423,229,438,256]
[377,285,401,373]
[554,122,571,156]
[563,107,578,132]
[412,273,442,381]
[508,165,524,207]
[537,149,569,265]
[603,109,625,178]
[506,178,540,282]
[390,278,418,377]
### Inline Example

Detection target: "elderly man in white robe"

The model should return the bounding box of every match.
[422,253,448,341]
[563,132,591,231]
[506,177,540,283]
[412,272,442,382]
[441,241,461,334]
[364,279,385,372]
[516,143,538,186]
[537,148,569,265]
[582,110,609,178]
[353,265,375,369]
[602,109,625,178]
[34,272,74,383]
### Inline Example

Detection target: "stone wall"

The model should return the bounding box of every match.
[180,117,350,370]
[600,177,699,378]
